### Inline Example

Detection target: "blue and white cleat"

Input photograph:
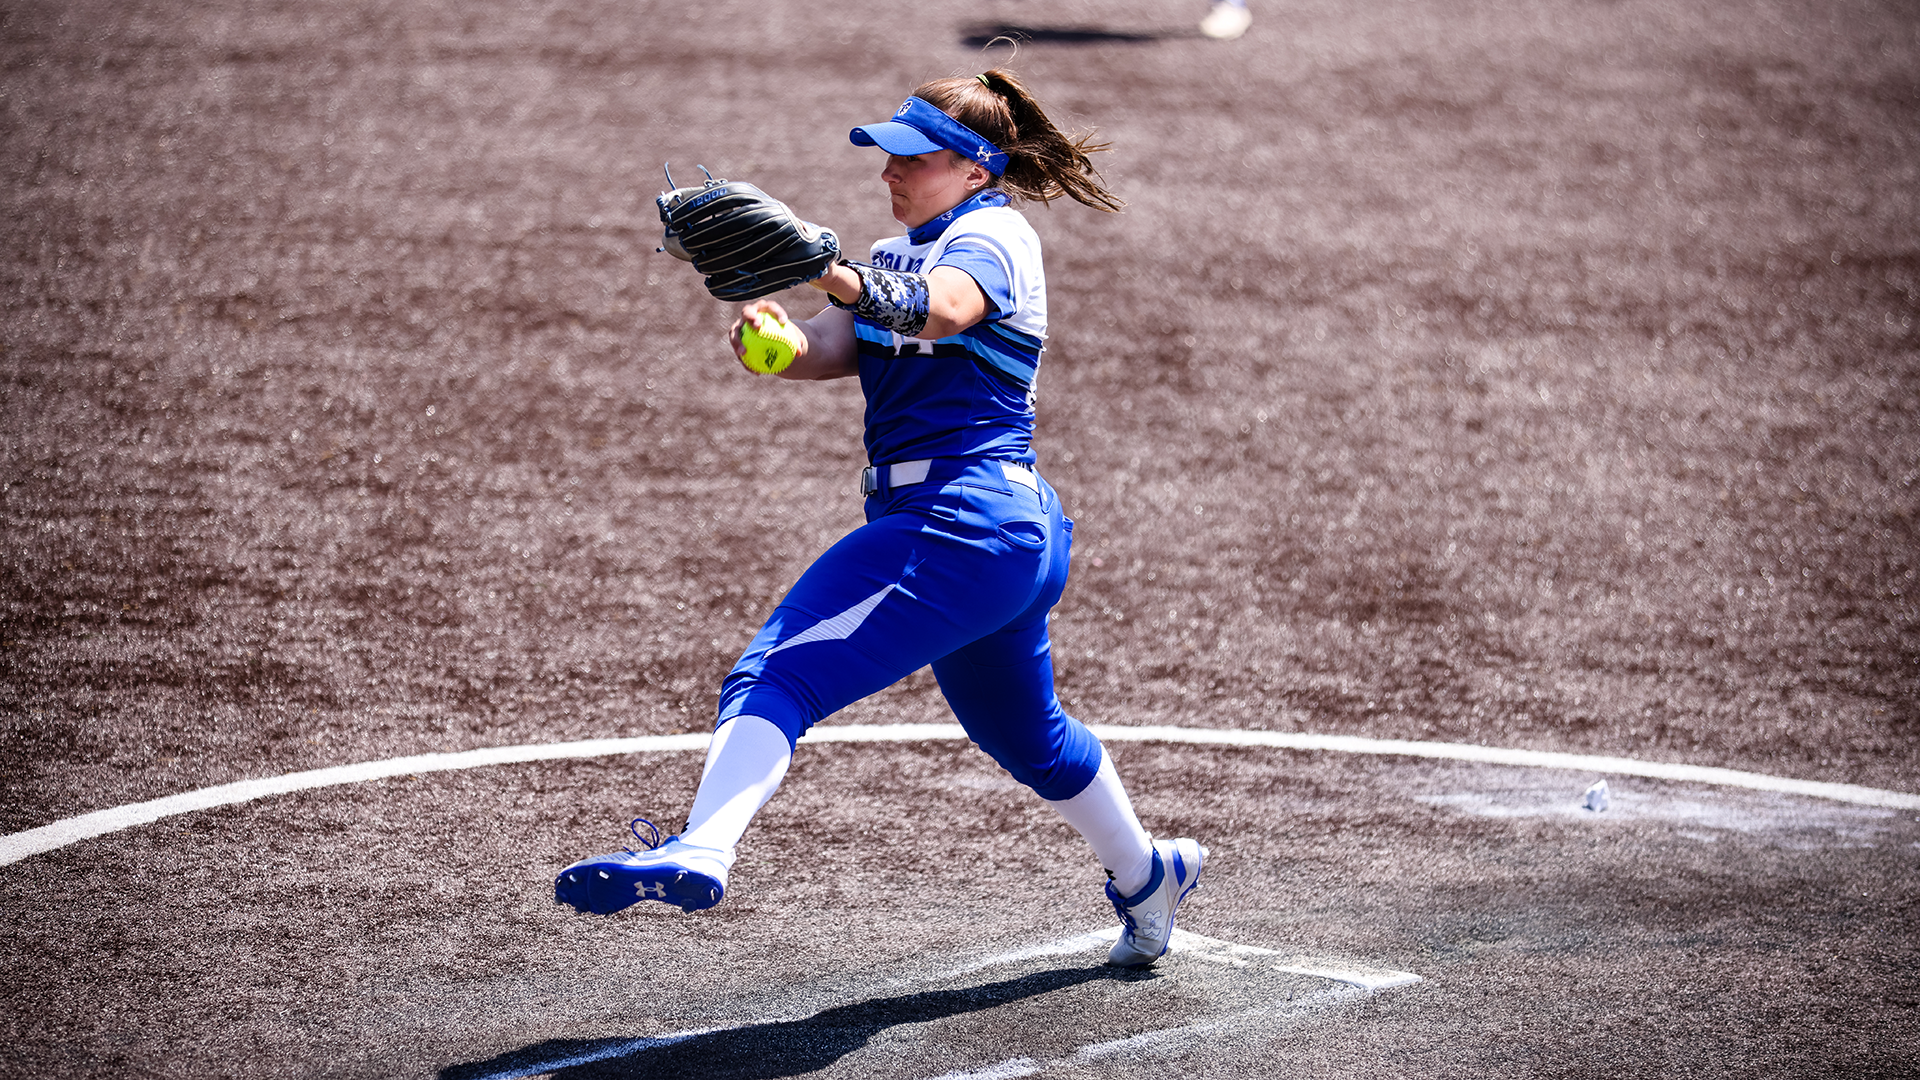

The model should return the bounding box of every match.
[1105,837,1207,966]
[555,819,733,915]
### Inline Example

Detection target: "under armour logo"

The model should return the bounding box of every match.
[975,145,992,162]
[637,882,667,899]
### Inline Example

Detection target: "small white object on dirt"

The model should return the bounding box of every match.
[1583,779,1611,812]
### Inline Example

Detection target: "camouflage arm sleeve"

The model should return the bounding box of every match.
[830,261,932,339]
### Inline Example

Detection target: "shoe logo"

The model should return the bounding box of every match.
[637,882,668,899]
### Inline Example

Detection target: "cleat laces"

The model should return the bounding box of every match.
[621,817,664,855]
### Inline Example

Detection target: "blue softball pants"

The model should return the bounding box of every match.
[716,458,1103,802]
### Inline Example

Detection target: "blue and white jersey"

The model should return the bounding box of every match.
[855,191,1048,467]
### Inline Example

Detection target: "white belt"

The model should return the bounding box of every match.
[862,459,932,493]
[860,459,1038,496]
[1000,462,1039,491]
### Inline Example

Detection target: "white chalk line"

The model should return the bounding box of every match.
[936,928,1420,1080]
[928,1060,1042,1080]
[918,926,1420,993]
[4,722,1916,867]
[457,927,1420,1080]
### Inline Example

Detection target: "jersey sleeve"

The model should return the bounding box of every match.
[933,240,1016,322]
[929,207,1042,327]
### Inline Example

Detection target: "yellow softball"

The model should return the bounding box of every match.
[739,311,802,374]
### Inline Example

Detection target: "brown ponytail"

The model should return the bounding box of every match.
[912,69,1124,213]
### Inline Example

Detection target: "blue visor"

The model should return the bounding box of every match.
[849,96,1008,176]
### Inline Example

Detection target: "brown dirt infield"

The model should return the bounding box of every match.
[3,0,1917,1077]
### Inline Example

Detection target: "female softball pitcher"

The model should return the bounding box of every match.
[556,70,1205,967]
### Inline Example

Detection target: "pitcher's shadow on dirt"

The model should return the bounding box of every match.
[440,964,1152,1080]
[959,23,1199,47]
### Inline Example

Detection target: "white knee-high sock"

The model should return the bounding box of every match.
[677,715,792,853]
[1044,748,1156,896]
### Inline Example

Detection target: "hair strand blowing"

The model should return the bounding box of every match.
[914,69,1124,212]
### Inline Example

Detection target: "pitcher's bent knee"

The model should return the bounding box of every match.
[973,712,1103,802]
[716,673,814,750]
